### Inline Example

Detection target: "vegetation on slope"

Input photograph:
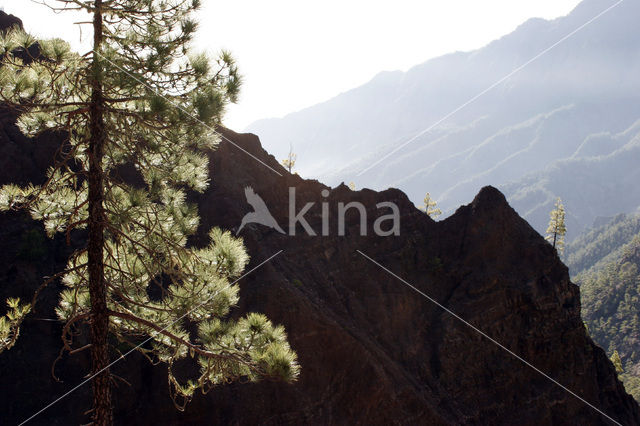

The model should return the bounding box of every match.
[567,214,640,402]
[567,213,640,276]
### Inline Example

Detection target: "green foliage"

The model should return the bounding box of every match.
[620,373,640,402]
[576,233,640,403]
[570,213,640,402]
[0,0,297,410]
[545,197,566,255]
[0,298,31,353]
[420,192,441,218]
[566,213,640,276]
[611,350,624,374]
[281,146,296,173]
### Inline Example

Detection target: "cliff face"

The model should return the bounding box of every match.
[0,112,638,424]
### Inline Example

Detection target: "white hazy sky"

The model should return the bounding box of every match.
[1,0,582,129]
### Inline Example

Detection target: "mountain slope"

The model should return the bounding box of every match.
[247,0,640,239]
[566,215,640,403]
[579,242,640,403]
[503,124,640,240]
[566,214,640,403]
[0,119,637,424]
[566,213,640,277]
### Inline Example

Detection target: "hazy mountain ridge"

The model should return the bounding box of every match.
[504,120,640,240]
[247,0,640,239]
[566,212,640,277]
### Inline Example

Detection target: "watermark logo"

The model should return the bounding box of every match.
[237,187,400,236]
[238,187,286,235]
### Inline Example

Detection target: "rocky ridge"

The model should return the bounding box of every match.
[0,122,637,424]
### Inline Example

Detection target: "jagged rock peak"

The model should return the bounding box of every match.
[0,10,23,32]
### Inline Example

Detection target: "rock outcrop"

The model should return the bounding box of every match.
[0,10,22,31]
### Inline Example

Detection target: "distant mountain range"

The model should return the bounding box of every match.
[247,0,640,240]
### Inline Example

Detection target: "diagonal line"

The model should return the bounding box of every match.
[356,0,625,177]
[20,250,284,425]
[93,51,283,177]
[356,250,622,426]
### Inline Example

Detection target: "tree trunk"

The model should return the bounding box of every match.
[88,1,113,425]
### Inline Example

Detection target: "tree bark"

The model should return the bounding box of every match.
[88,1,113,425]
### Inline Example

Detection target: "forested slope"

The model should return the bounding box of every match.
[567,215,640,402]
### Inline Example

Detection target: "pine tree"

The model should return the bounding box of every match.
[611,350,624,374]
[281,145,297,173]
[546,197,567,255]
[0,298,31,352]
[420,192,442,218]
[0,1,298,424]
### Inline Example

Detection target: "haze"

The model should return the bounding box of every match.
[1,0,580,129]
